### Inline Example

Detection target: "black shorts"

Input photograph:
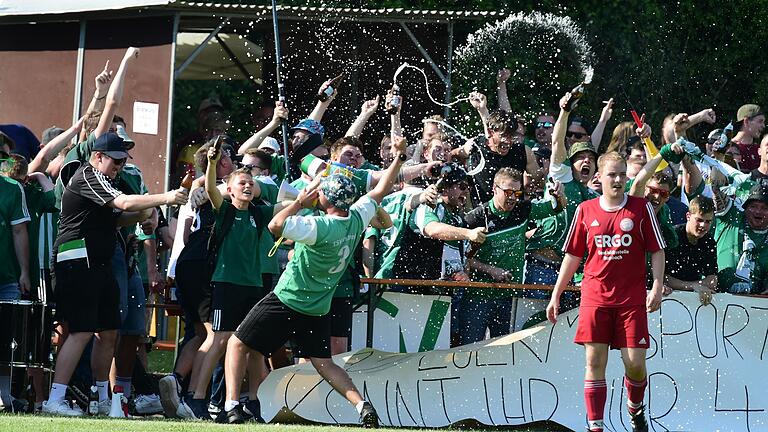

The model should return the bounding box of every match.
[330,297,353,338]
[53,261,121,333]
[210,282,267,332]
[235,291,332,359]
[175,259,212,324]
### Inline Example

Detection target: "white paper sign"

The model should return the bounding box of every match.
[259,292,768,431]
[132,102,159,135]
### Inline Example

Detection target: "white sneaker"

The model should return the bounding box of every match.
[176,398,195,419]
[134,394,163,415]
[97,399,111,416]
[158,375,181,418]
[41,399,84,417]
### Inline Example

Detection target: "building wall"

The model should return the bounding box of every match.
[0,16,174,194]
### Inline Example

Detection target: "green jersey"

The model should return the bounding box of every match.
[466,197,561,299]
[527,162,598,254]
[359,160,382,171]
[274,196,377,316]
[301,154,373,197]
[22,182,57,289]
[714,200,768,293]
[269,154,288,185]
[254,177,280,275]
[372,186,422,279]
[211,200,273,287]
[0,177,31,285]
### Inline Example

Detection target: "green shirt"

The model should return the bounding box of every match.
[359,160,382,171]
[527,162,598,254]
[269,154,288,185]
[372,186,421,279]
[714,200,768,293]
[469,198,560,299]
[211,200,273,287]
[255,177,279,275]
[0,177,31,285]
[274,196,377,316]
[22,183,57,289]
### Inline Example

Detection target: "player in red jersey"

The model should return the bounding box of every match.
[546,151,666,432]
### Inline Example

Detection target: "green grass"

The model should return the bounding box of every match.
[146,349,175,375]
[0,414,565,431]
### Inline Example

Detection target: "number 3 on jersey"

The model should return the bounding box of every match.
[329,245,351,274]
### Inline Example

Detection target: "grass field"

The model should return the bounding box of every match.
[0,414,565,431]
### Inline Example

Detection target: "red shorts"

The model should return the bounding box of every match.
[574,305,649,349]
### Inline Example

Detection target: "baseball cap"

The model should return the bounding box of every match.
[436,162,468,189]
[744,183,768,209]
[737,104,763,122]
[320,173,358,210]
[258,136,281,153]
[198,96,224,113]
[568,141,598,161]
[290,119,325,138]
[41,126,64,146]
[93,132,132,159]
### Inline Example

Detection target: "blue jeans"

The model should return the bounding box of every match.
[458,296,513,345]
[0,282,20,301]
[524,259,579,310]
[112,244,147,335]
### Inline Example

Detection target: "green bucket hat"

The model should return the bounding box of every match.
[568,141,598,161]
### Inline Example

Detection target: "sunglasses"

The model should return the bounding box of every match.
[105,155,127,166]
[242,164,268,171]
[535,121,554,129]
[495,184,524,199]
[646,185,670,199]
[566,131,588,140]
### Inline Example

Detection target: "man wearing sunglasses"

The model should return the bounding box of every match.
[460,168,565,343]
[534,114,556,149]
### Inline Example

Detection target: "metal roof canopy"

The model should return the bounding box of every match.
[0,1,503,23]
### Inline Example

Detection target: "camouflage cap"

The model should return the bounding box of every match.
[320,173,358,210]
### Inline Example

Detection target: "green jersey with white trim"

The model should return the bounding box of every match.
[373,186,422,279]
[211,200,273,287]
[713,200,768,293]
[274,196,377,316]
[0,176,31,285]
[526,162,597,254]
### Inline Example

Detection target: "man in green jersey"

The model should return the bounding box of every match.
[219,137,408,427]
[462,168,564,343]
[178,146,276,421]
[713,182,768,293]
[524,92,599,306]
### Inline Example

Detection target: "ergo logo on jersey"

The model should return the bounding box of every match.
[594,234,633,247]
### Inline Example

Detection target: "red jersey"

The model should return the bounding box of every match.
[563,194,665,307]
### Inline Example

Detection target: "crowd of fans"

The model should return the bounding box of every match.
[0,47,766,427]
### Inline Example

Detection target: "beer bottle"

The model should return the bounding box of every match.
[386,84,402,115]
[317,73,344,102]
[563,82,586,112]
[180,169,195,193]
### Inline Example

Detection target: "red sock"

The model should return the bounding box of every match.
[624,375,647,412]
[584,379,607,431]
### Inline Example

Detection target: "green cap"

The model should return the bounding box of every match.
[568,141,598,161]
[737,104,763,122]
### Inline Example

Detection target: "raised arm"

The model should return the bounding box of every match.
[345,96,379,138]
[469,91,490,136]
[204,145,224,210]
[94,48,139,139]
[28,116,85,173]
[238,101,288,154]
[496,68,512,111]
[78,61,113,141]
[367,137,407,204]
[590,98,614,148]
[551,93,571,166]
[308,78,338,122]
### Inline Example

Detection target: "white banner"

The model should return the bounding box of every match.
[260,292,768,431]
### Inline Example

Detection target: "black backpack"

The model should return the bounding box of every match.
[205,201,266,279]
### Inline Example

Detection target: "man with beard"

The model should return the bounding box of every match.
[391,164,487,291]
[524,92,599,307]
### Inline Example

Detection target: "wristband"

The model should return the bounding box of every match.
[659,143,683,164]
